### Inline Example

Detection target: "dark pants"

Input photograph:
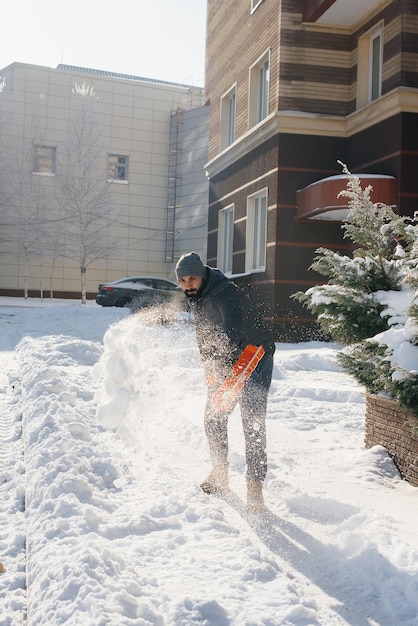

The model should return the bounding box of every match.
[204,353,274,482]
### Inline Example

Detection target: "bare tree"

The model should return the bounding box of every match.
[0,82,119,301]
[0,137,46,298]
[56,94,119,303]
[0,96,58,297]
[0,100,16,252]
[30,190,63,300]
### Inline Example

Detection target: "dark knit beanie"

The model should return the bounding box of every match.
[175,252,206,280]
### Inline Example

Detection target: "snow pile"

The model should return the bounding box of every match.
[1,300,418,625]
[373,289,418,379]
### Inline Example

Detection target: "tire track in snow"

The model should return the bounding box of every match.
[0,349,27,625]
[0,352,21,474]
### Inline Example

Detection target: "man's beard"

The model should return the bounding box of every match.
[185,289,198,301]
[185,280,205,301]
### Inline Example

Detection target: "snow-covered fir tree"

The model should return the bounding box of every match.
[294,164,418,417]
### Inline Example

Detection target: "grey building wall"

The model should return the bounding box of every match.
[167,105,210,264]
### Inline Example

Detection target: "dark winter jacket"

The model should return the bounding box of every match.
[188,267,275,376]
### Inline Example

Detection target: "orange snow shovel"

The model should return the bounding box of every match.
[212,344,265,413]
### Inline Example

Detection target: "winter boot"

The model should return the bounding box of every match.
[200,466,229,494]
[246,480,266,514]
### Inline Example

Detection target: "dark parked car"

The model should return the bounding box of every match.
[95,276,181,308]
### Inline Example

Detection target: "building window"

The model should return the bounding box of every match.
[220,86,236,150]
[249,51,270,127]
[218,205,234,274]
[357,23,383,108]
[108,154,128,182]
[370,31,382,101]
[246,190,267,272]
[33,145,56,175]
[251,0,264,12]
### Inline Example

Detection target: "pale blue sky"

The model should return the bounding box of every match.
[2,0,207,86]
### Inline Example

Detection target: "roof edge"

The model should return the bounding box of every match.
[56,64,203,91]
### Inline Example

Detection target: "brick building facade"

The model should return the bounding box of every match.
[204,0,418,341]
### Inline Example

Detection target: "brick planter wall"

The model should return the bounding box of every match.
[365,394,418,487]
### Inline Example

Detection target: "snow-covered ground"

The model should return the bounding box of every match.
[0,297,417,626]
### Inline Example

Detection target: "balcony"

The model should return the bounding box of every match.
[303,0,384,26]
[296,174,397,221]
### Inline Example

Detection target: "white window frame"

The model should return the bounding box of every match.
[218,205,235,275]
[246,189,267,273]
[251,0,265,13]
[220,85,236,150]
[107,154,129,182]
[369,31,383,102]
[249,50,270,127]
[357,22,383,109]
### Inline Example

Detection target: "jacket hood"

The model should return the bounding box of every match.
[200,267,229,297]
